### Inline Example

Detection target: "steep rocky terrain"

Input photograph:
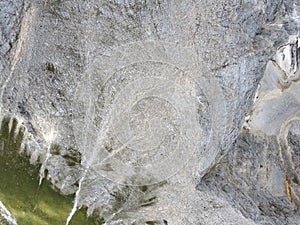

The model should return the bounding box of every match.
[0,0,299,224]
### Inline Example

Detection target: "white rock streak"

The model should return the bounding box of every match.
[0,200,18,225]
[39,126,56,186]
[65,170,86,225]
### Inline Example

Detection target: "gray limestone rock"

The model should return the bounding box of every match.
[0,200,18,225]
[0,0,299,224]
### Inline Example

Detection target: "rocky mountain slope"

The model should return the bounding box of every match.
[0,0,299,224]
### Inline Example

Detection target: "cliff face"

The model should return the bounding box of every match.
[0,0,299,224]
[199,28,300,225]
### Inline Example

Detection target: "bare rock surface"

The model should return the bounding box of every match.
[0,200,18,225]
[0,0,299,224]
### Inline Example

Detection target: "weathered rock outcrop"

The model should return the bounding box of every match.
[0,0,299,224]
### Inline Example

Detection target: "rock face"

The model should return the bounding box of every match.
[0,0,299,224]
[200,34,300,225]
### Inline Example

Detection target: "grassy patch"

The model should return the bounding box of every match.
[0,116,104,225]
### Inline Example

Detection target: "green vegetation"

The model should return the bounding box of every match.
[0,115,166,224]
[0,115,104,225]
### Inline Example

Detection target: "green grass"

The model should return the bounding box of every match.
[0,116,104,225]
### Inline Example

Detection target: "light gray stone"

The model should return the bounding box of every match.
[0,0,299,224]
